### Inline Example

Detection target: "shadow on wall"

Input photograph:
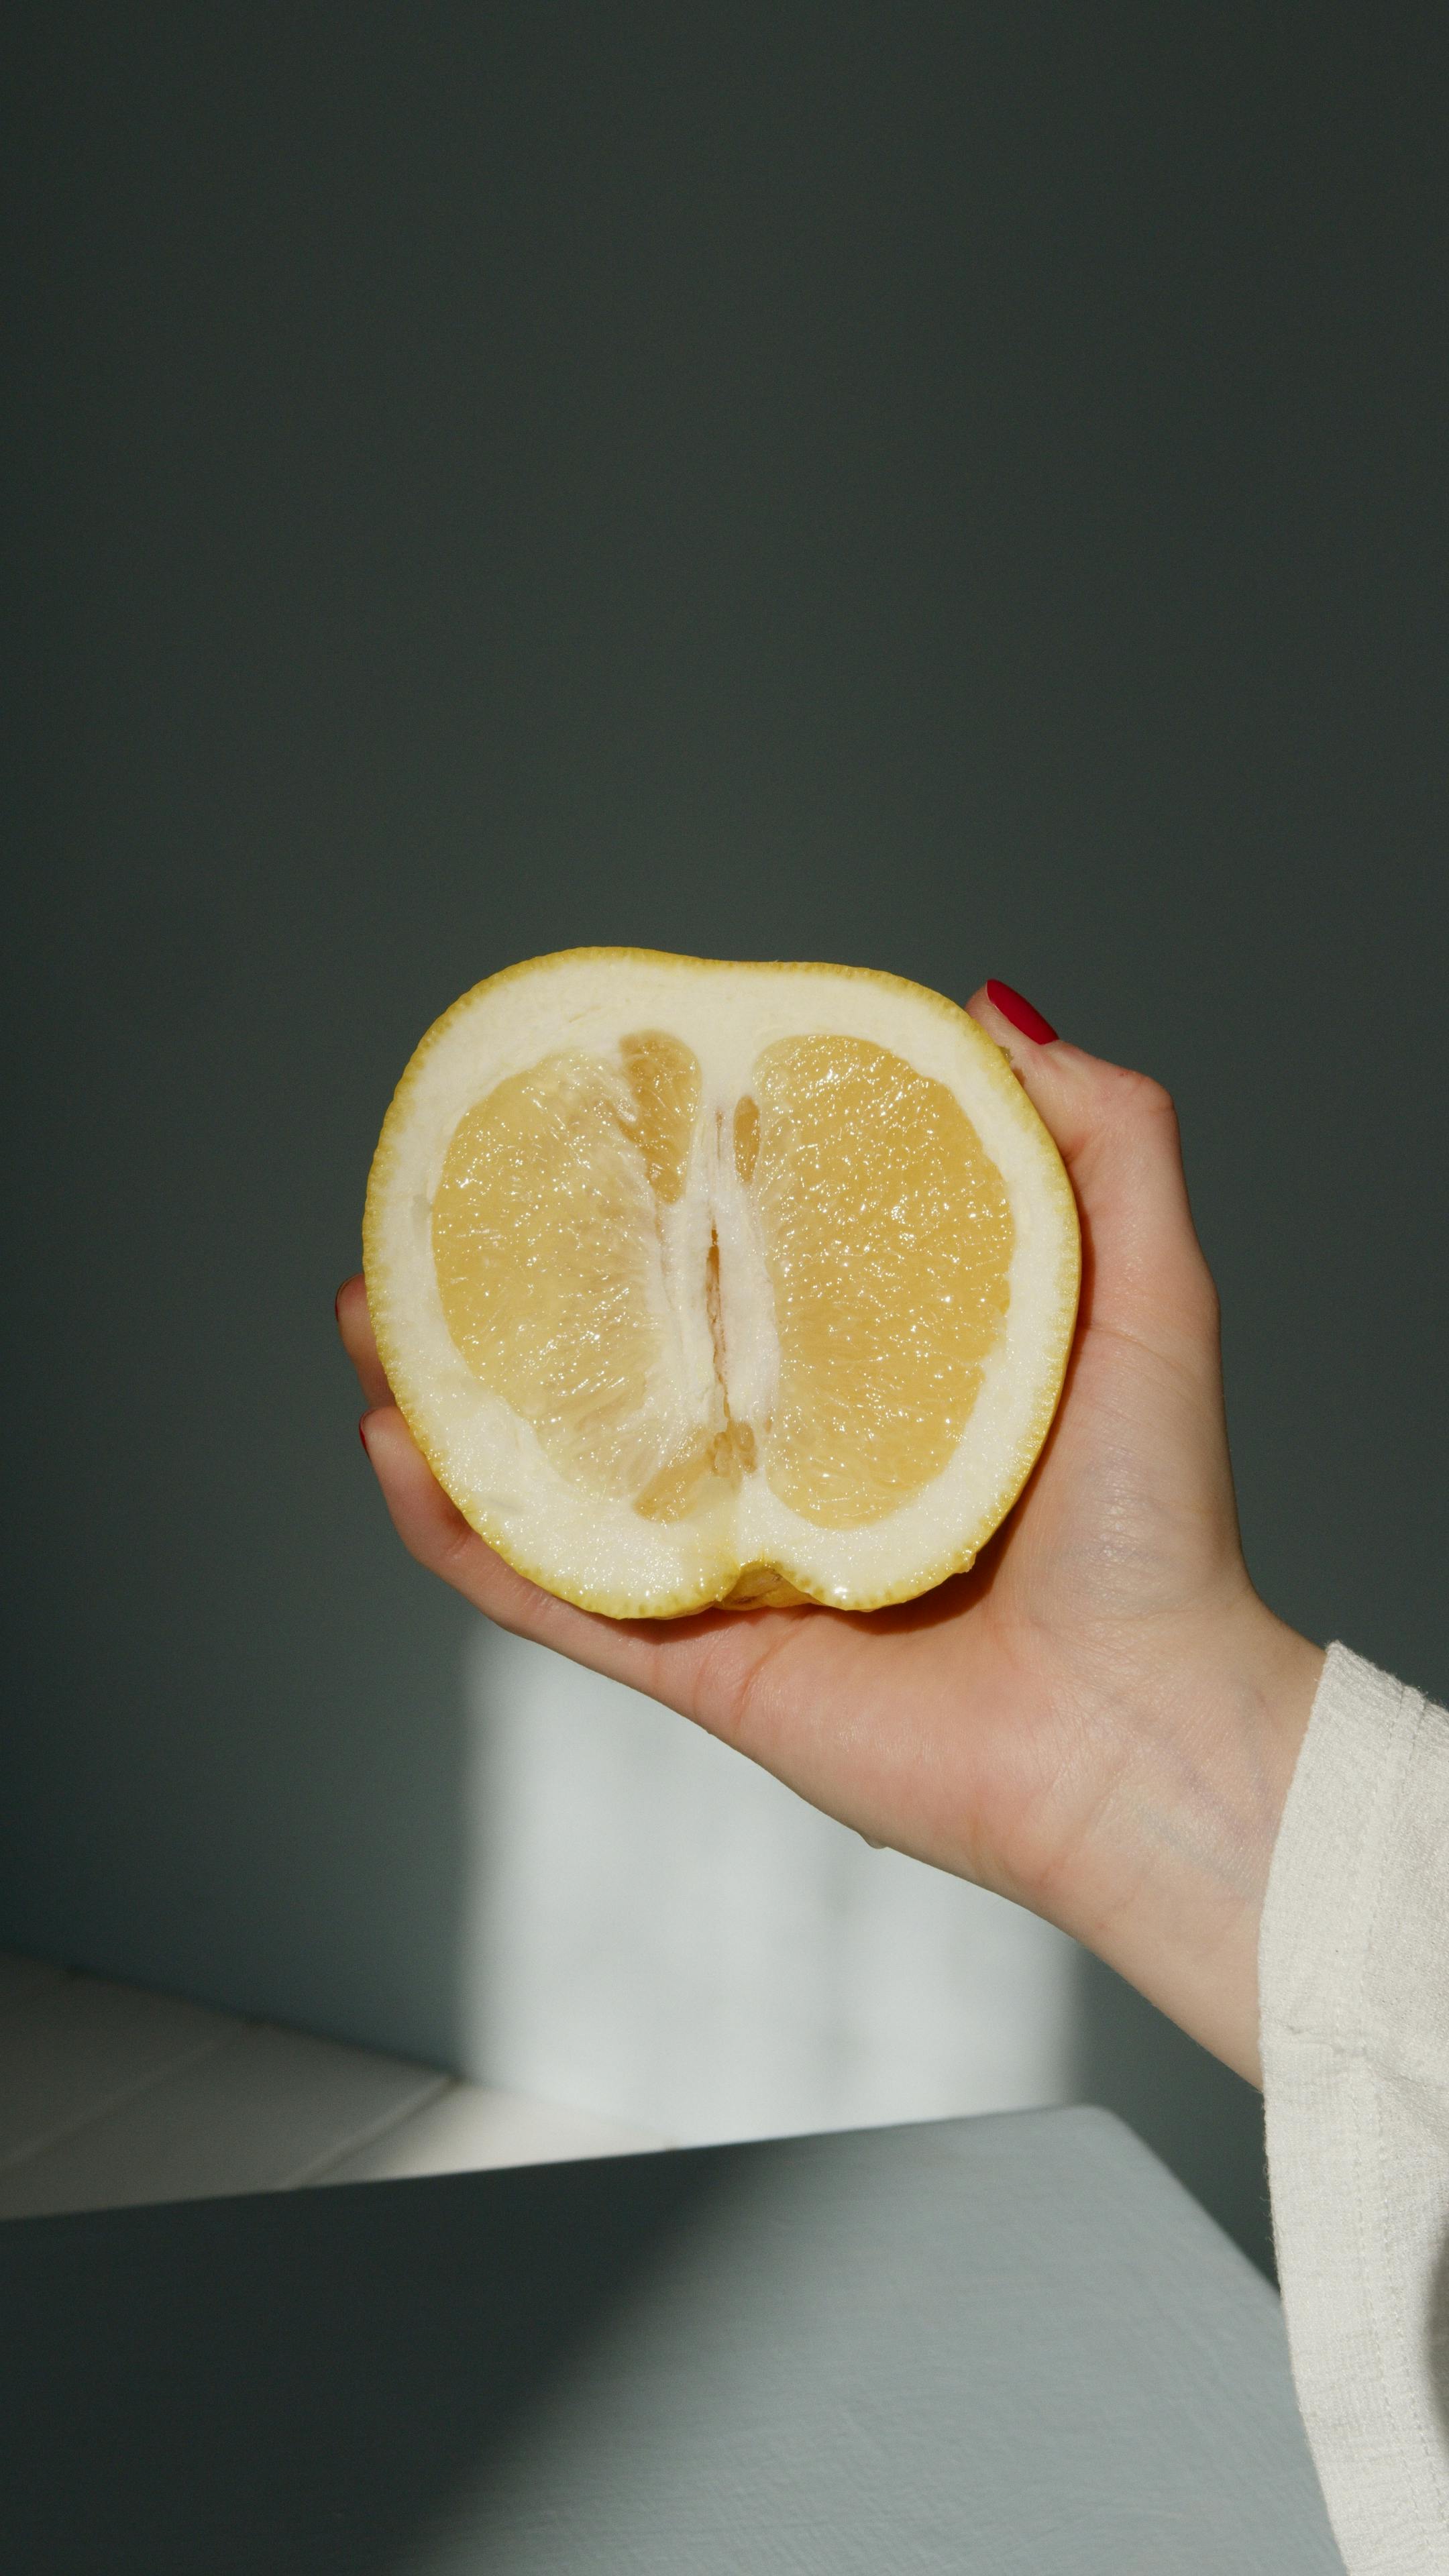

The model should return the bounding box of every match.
[447,1623,1276,2277]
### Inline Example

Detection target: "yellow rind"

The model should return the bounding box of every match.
[364,949,1081,1620]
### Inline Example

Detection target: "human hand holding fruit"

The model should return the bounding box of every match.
[338,977,1323,2084]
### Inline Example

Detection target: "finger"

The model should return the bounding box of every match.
[335,1275,393,1409]
[966,983,1220,1360]
[358,1399,745,1711]
[365,1396,879,1856]
[360,1402,580,1642]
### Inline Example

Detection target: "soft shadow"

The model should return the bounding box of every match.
[0,2150,725,2576]
[1070,1949,1276,2278]
[1428,2218,1449,2448]
[0,2116,1342,2575]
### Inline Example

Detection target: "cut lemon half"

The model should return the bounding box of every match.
[364,949,1079,1617]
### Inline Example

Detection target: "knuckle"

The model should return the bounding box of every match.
[1115,1068,1176,1125]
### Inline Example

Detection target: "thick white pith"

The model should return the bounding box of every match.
[365,952,1080,1617]
[702,1104,779,1445]
[629,1094,780,1491]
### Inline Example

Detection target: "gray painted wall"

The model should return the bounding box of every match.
[5,6,1446,2276]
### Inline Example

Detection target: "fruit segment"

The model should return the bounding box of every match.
[754,1036,1014,1527]
[431,1047,677,1503]
[619,1030,700,1205]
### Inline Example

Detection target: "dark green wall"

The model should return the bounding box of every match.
[5,6,1446,2272]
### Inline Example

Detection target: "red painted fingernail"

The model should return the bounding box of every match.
[986,980,1058,1044]
[358,1415,371,1452]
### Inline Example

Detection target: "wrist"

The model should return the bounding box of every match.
[1040,1601,1324,2084]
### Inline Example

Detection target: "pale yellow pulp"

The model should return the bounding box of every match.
[431,1031,1014,1532]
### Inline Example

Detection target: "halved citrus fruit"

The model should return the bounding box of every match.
[364,950,1079,1617]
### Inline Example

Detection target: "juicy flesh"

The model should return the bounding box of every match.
[431,1030,1014,1532]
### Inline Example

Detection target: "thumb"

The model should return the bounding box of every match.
[966,983,1220,1367]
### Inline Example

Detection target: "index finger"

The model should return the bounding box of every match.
[334,1274,393,1409]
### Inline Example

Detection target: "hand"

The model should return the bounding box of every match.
[337,985,1324,2084]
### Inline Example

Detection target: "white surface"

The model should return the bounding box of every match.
[456,1623,1077,2143]
[0,1957,663,2222]
[0,1973,236,2171]
[0,2110,1344,2576]
[313,2084,659,2186]
[1262,1642,1449,2575]
[0,2021,443,2219]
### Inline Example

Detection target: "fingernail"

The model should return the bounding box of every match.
[986,980,1059,1044]
[334,1281,348,1323]
[358,1415,371,1453]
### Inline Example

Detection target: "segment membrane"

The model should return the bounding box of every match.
[753,1036,1013,1527]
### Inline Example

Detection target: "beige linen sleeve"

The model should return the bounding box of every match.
[1260,1641,1449,2573]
